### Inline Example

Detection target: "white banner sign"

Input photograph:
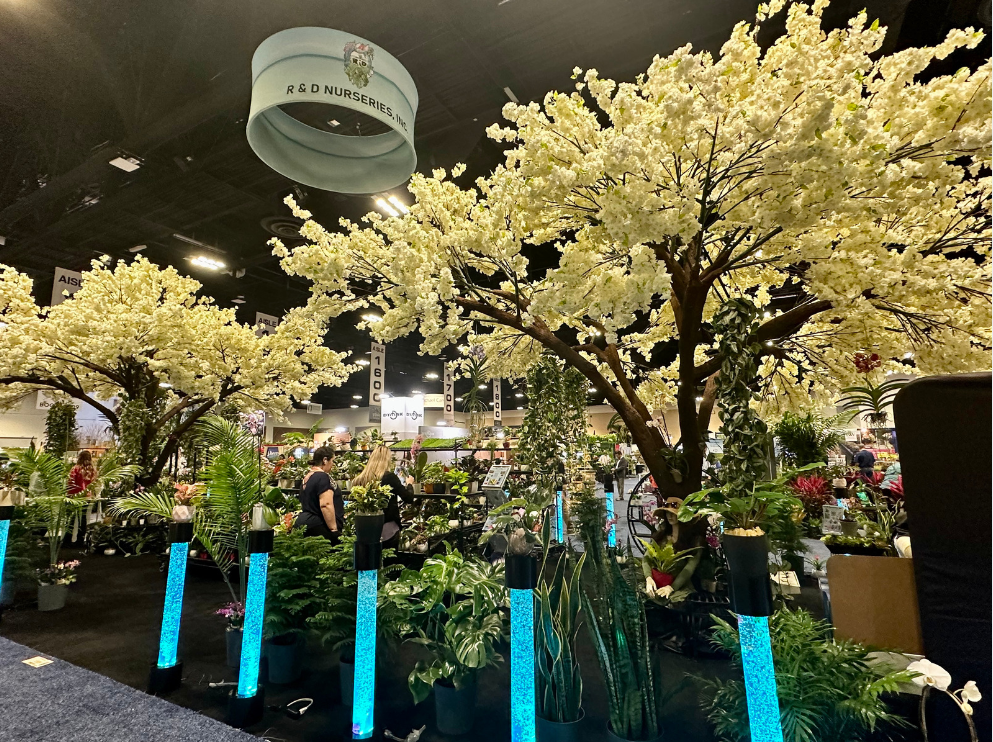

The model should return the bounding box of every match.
[423,393,444,408]
[380,395,422,436]
[255,312,280,337]
[51,267,83,306]
[443,363,455,424]
[493,378,502,423]
[369,342,385,423]
[36,390,59,410]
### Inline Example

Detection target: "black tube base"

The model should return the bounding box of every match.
[505,553,538,590]
[723,533,774,617]
[354,541,383,571]
[227,688,265,728]
[147,661,183,695]
[248,530,274,554]
[168,521,193,544]
[0,505,13,520]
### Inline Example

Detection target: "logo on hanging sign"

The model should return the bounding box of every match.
[343,41,374,88]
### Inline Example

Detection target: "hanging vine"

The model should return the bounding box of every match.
[44,400,79,458]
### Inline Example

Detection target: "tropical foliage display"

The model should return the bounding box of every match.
[773,412,846,468]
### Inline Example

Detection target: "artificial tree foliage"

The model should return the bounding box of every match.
[43,400,79,459]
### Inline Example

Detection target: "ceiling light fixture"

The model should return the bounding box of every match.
[375,198,400,217]
[350,404,359,409]
[455,396,462,402]
[361,314,382,323]
[327,119,340,128]
[352,394,362,400]
[411,390,423,396]
[425,372,439,379]
[437,420,447,426]
[109,155,142,172]
[503,86,519,103]
[231,297,246,304]
[355,359,370,366]
[190,255,225,270]
[335,426,348,432]
[387,195,409,214]
[159,382,172,389]
[514,393,523,398]
[478,384,487,390]
[129,244,147,253]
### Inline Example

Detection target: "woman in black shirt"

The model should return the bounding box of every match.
[350,444,405,544]
[295,446,344,542]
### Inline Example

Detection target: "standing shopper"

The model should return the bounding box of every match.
[67,450,96,495]
[351,444,404,544]
[613,449,630,500]
[295,447,344,543]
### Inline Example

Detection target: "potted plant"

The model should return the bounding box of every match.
[264,525,332,683]
[349,481,390,543]
[36,559,80,611]
[419,462,445,494]
[380,548,509,735]
[639,540,695,605]
[217,601,246,667]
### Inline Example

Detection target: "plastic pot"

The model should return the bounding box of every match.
[353,512,384,544]
[339,651,354,706]
[537,711,585,742]
[226,626,243,668]
[37,583,68,612]
[435,677,477,735]
[841,520,860,537]
[722,533,773,617]
[266,634,305,684]
[606,722,664,742]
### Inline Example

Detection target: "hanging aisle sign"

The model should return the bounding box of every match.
[369,342,385,423]
[254,312,280,337]
[443,363,455,425]
[51,267,83,306]
[493,379,502,424]
[247,27,418,194]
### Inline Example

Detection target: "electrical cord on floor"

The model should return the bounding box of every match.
[266,697,313,720]
[207,680,238,689]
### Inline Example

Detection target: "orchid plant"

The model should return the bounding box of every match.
[908,658,983,742]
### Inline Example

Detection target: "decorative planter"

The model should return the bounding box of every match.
[412,482,422,495]
[339,651,355,706]
[537,711,585,742]
[468,481,478,494]
[435,677,477,735]
[423,483,435,494]
[278,479,292,489]
[353,512,384,544]
[606,722,664,742]
[722,534,773,617]
[37,583,68,612]
[266,634,305,684]
[226,626,243,668]
[841,520,860,537]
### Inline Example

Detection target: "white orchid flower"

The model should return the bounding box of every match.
[961,680,982,703]
[907,659,952,691]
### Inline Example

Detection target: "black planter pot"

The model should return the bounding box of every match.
[339,651,354,706]
[783,552,805,574]
[435,677,477,735]
[266,634,305,684]
[225,627,243,668]
[537,710,585,742]
[353,512,384,544]
[722,534,773,617]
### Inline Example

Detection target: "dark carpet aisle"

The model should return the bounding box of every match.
[0,551,728,742]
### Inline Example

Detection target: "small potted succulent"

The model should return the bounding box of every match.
[37,560,80,611]
[349,481,390,543]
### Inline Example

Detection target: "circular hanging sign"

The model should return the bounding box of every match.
[247,27,418,194]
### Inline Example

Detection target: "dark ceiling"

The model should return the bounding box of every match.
[1,0,988,408]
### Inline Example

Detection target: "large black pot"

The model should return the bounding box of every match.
[537,711,585,742]
[435,677,477,735]
[353,512,384,544]
[339,650,354,706]
[266,634,305,684]
[225,627,243,668]
[722,534,773,617]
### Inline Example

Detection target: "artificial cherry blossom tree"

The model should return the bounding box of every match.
[0,257,351,486]
[277,0,991,499]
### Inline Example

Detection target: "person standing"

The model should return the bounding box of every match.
[67,450,96,496]
[295,446,344,543]
[853,444,876,481]
[613,449,630,500]
[351,444,405,545]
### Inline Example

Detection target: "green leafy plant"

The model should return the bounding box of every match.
[43,401,79,459]
[265,527,332,640]
[640,540,695,603]
[700,609,914,742]
[535,519,585,723]
[349,480,391,514]
[419,461,445,485]
[379,546,509,703]
[839,377,908,428]
[773,411,847,468]
[478,483,550,555]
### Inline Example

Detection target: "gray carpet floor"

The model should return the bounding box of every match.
[0,636,255,742]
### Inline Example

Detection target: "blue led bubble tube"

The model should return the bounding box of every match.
[555,490,564,543]
[237,551,269,699]
[510,587,536,742]
[738,615,784,742]
[352,569,378,739]
[604,493,616,548]
[156,543,189,668]
[0,519,10,591]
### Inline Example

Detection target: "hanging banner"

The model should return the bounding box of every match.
[443,363,455,424]
[493,378,502,424]
[380,395,422,436]
[254,312,280,337]
[405,395,424,432]
[422,393,444,409]
[369,342,385,423]
[51,267,83,306]
[248,27,418,194]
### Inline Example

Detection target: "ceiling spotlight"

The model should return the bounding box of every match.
[231,297,246,304]
[503,86,519,104]
[517,406,524,410]
[362,313,382,323]
[375,198,400,217]
[352,394,362,400]
[411,390,423,395]
[514,393,523,398]
[350,404,359,409]
[763,311,772,319]
[109,155,142,172]
[190,255,225,270]
[387,195,410,214]
[129,244,147,253]
[425,372,439,379]
[299,399,311,405]
[159,382,172,389]
[695,396,704,402]
[327,119,340,128]
[437,420,447,426]
[355,359,371,366]
[455,396,463,402]
[478,384,487,390]
[488,401,495,406]
[903,351,914,359]
[335,426,348,432]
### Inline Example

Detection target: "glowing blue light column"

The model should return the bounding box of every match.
[506,553,537,742]
[603,482,616,548]
[555,490,564,543]
[157,542,188,666]
[0,512,11,599]
[738,615,783,742]
[227,514,273,729]
[352,568,378,739]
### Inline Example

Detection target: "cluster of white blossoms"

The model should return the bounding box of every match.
[0,256,351,415]
[277,0,990,423]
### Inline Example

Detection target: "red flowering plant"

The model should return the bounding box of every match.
[790,475,836,518]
